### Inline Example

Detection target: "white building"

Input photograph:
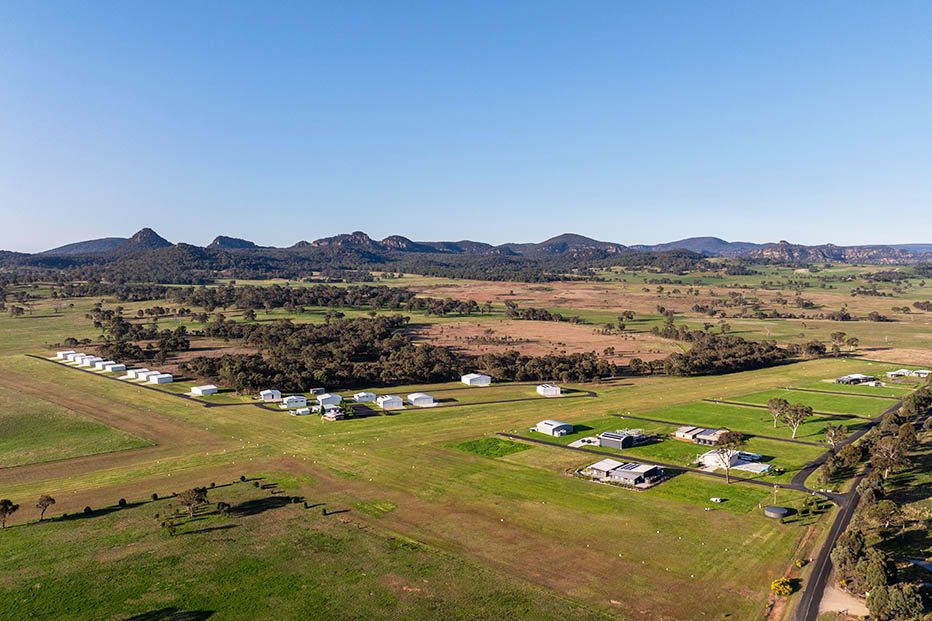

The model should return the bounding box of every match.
[148,373,173,384]
[280,395,308,409]
[134,370,160,382]
[407,392,435,407]
[461,373,492,387]
[290,407,311,416]
[353,392,376,403]
[126,368,150,379]
[376,395,404,410]
[56,350,75,360]
[94,360,115,371]
[259,389,282,402]
[532,420,574,436]
[536,384,562,397]
[64,352,84,362]
[104,363,126,373]
[191,385,218,396]
[80,357,103,368]
[317,393,342,407]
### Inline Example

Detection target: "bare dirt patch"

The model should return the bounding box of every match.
[408,320,674,363]
[818,582,867,617]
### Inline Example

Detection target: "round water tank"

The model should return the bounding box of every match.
[764,506,789,519]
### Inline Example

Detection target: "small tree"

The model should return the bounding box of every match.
[177,487,208,518]
[770,577,793,596]
[824,423,848,451]
[0,499,19,528]
[714,431,747,484]
[161,517,177,537]
[781,403,813,439]
[36,494,56,521]
[767,398,789,428]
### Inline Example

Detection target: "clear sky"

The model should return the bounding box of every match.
[1,2,930,252]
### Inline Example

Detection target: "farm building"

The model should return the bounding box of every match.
[125,368,150,379]
[317,393,342,407]
[259,389,282,402]
[310,387,326,395]
[148,373,173,384]
[353,392,376,403]
[585,459,663,486]
[64,352,84,362]
[56,350,75,360]
[532,420,574,436]
[79,357,103,367]
[598,431,649,450]
[835,373,875,385]
[191,385,218,396]
[323,409,346,421]
[675,426,728,446]
[94,360,115,370]
[290,408,311,416]
[461,373,492,387]
[280,395,308,409]
[886,369,930,378]
[376,395,404,410]
[104,363,126,373]
[407,393,435,407]
[609,463,663,486]
[536,384,562,397]
[586,458,626,478]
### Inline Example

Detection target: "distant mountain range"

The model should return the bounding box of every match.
[13,229,932,266]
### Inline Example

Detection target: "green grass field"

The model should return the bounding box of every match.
[731,389,894,418]
[0,385,151,468]
[0,477,595,620]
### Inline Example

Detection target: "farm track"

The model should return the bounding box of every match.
[703,399,873,420]
[607,413,823,446]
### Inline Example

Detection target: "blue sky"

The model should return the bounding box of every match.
[1,1,930,252]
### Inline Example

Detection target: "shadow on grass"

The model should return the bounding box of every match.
[127,607,214,621]
[182,524,237,536]
[231,496,293,517]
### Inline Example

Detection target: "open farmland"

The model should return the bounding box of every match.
[0,273,926,621]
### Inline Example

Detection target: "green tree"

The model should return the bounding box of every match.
[781,403,813,439]
[767,397,789,428]
[36,494,56,521]
[0,499,19,528]
[870,436,908,479]
[177,487,208,518]
[824,422,848,450]
[714,431,747,484]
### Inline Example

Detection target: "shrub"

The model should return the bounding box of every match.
[253,481,260,488]
[771,577,793,596]
[151,493,158,501]
[83,506,92,515]
[240,475,246,482]
[210,482,216,488]
[118,498,127,507]
[795,559,806,568]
